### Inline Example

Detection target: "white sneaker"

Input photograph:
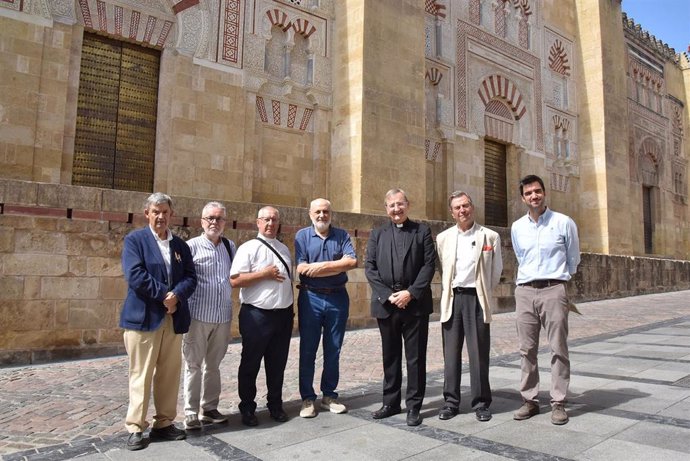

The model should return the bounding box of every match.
[300,399,317,418]
[321,396,347,414]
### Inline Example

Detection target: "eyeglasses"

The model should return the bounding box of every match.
[202,216,226,223]
[257,217,278,223]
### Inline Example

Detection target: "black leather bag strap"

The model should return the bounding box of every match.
[221,237,235,264]
[255,238,291,278]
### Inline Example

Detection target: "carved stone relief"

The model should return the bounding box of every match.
[175,6,211,57]
[217,0,244,67]
[73,0,177,48]
[246,0,332,124]
[49,0,77,24]
[457,20,542,151]
[544,28,575,111]
[0,0,22,12]
[22,0,52,19]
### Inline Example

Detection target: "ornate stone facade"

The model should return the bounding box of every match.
[1,0,689,360]
[0,0,687,247]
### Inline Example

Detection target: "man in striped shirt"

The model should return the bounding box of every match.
[183,201,235,430]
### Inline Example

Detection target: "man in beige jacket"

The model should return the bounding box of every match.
[436,191,502,422]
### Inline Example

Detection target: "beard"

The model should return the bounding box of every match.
[313,220,330,233]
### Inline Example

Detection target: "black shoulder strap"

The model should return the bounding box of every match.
[255,238,291,277]
[221,237,235,264]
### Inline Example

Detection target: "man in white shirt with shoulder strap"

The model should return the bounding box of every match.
[230,206,294,427]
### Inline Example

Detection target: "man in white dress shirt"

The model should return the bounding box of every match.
[230,206,294,427]
[436,191,502,422]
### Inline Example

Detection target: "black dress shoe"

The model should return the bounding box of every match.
[475,407,492,422]
[126,432,146,451]
[269,407,289,422]
[371,405,401,419]
[406,408,422,426]
[241,411,258,427]
[150,424,186,441]
[438,406,459,420]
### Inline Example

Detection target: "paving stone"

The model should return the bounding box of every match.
[1,291,690,460]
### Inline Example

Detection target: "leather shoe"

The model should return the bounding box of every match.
[475,407,492,422]
[513,401,540,420]
[150,424,186,441]
[406,408,422,426]
[241,411,258,427]
[126,432,146,451]
[269,407,289,423]
[371,405,401,419]
[438,406,458,420]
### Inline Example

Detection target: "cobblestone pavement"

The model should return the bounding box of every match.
[1,291,688,458]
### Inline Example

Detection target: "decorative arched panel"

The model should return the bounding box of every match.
[75,0,177,48]
[638,137,662,186]
[484,99,514,143]
[478,74,527,120]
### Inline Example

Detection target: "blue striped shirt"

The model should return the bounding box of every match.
[186,234,234,323]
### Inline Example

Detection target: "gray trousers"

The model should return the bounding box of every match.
[442,291,491,410]
[182,319,231,415]
[515,283,570,406]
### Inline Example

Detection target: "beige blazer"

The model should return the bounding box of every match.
[436,223,503,324]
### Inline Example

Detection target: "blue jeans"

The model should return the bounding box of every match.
[298,288,349,401]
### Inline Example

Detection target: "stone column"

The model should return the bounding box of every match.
[575,0,632,254]
[331,0,427,217]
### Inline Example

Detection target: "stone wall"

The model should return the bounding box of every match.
[2,179,689,365]
[0,16,74,183]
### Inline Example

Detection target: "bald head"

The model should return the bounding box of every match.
[309,198,332,235]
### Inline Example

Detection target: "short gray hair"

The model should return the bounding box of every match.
[145,192,173,210]
[384,188,409,205]
[202,201,226,216]
[257,206,280,218]
[447,191,473,208]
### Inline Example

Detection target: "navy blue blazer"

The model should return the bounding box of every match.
[364,220,436,319]
[119,227,197,334]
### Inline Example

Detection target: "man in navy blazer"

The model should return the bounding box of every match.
[120,192,197,451]
[365,188,436,426]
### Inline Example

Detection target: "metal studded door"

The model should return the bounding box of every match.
[484,139,508,227]
[73,33,159,192]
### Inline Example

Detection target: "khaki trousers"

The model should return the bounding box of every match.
[515,283,570,406]
[123,314,182,433]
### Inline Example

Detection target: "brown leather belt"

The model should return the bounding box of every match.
[518,279,565,289]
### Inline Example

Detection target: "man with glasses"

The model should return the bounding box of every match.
[295,198,357,418]
[182,202,235,430]
[365,188,436,426]
[230,206,294,426]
